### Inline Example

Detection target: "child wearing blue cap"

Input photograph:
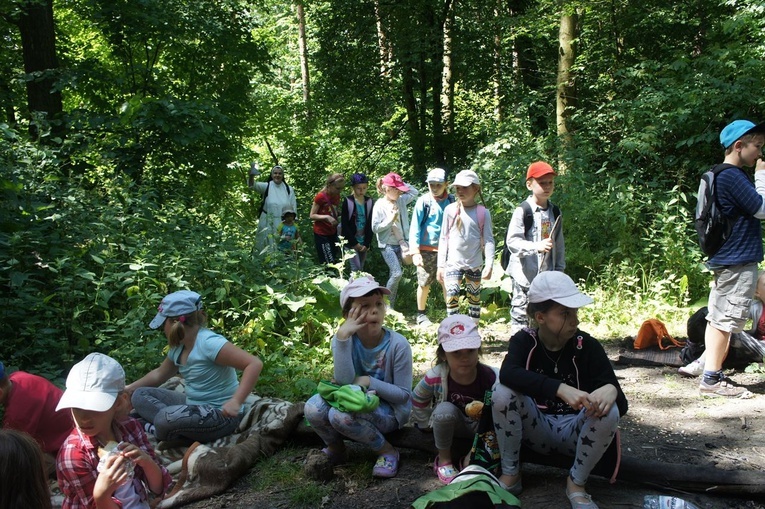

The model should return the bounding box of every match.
[698,120,765,398]
[340,173,375,271]
[127,290,264,443]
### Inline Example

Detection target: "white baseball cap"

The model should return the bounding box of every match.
[56,353,125,412]
[452,170,480,187]
[426,168,447,183]
[438,315,482,352]
[528,271,593,308]
[340,276,391,308]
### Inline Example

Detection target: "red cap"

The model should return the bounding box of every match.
[381,173,410,192]
[526,161,557,180]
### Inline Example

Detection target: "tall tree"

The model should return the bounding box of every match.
[10,0,63,138]
[556,7,578,172]
[296,0,311,118]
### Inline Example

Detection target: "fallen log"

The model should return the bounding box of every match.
[292,423,765,499]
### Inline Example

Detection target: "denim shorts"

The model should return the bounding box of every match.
[707,263,758,333]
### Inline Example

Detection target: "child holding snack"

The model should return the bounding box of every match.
[411,314,497,483]
[56,353,171,508]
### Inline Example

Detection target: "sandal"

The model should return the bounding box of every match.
[432,455,459,484]
[321,446,347,466]
[372,449,400,478]
[566,488,599,509]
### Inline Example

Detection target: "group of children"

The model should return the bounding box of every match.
[304,271,622,509]
[1,290,264,508]
[251,160,565,330]
[7,117,765,508]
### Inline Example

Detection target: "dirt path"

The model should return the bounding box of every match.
[183,329,765,509]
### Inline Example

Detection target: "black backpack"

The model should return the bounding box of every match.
[500,201,560,271]
[694,163,736,257]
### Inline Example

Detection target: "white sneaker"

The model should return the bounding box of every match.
[678,359,704,377]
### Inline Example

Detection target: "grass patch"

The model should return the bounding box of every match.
[250,447,333,508]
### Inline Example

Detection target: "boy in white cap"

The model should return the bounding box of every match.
[56,353,171,509]
[491,271,627,509]
[304,275,413,479]
[697,119,765,398]
[408,168,455,326]
[505,161,565,334]
[411,314,497,483]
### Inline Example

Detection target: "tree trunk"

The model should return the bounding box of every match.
[492,0,503,123]
[374,0,392,79]
[15,0,64,139]
[441,0,455,165]
[296,1,311,119]
[556,9,578,173]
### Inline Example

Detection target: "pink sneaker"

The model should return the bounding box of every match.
[433,456,459,484]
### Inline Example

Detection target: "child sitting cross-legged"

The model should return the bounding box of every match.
[303,276,413,478]
[56,353,171,509]
[411,314,497,483]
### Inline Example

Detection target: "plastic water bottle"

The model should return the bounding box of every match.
[643,495,700,509]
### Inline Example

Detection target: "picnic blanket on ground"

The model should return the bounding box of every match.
[149,377,304,508]
[51,377,305,508]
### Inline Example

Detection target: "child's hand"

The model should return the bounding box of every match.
[537,238,553,253]
[482,266,492,280]
[757,158,765,172]
[353,375,371,388]
[118,443,152,470]
[556,383,591,412]
[336,303,370,340]
[93,452,131,500]
[437,268,444,283]
[585,385,617,418]
[412,253,423,267]
[221,399,243,417]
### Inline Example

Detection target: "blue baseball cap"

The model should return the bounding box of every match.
[149,290,203,329]
[720,120,765,149]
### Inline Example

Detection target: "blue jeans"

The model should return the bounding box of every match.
[304,393,398,452]
[131,387,241,443]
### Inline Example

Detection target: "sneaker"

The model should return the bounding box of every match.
[678,359,704,377]
[372,449,399,478]
[416,314,432,326]
[433,456,459,484]
[699,378,752,398]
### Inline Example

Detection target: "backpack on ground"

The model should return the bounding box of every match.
[695,163,736,257]
[409,465,520,509]
[634,318,685,350]
[499,201,560,271]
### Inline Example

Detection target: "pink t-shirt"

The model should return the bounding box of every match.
[3,371,74,453]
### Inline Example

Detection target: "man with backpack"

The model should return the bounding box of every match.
[408,168,454,326]
[695,119,765,398]
[503,161,565,333]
